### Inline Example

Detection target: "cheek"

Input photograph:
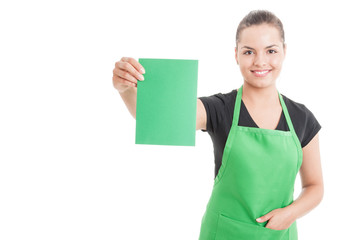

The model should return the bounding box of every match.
[270,55,284,69]
[238,56,253,70]
[240,63,251,75]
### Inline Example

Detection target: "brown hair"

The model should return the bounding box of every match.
[236,10,285,46]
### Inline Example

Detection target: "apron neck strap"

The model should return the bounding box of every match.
[232,85,297,133]
[232,85,243,126]
[278,91,296,133]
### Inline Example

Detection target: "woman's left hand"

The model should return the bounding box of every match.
[256,207,296,230]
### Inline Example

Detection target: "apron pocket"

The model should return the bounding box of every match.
[215,214,288,240]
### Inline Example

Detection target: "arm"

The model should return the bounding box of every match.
[257,133,324,230]
[196,99,207,131]
[119,87,137,119]
[286,132,324,218]
[113,57,208,129]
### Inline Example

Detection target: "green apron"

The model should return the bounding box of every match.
[199,86,303,240]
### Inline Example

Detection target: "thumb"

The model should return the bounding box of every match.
[256,212,273,223]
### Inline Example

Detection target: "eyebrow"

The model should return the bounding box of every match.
[241,44,280,50]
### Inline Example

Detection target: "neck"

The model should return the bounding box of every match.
[241,82,279,106]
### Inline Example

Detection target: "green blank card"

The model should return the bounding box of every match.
[136,58,198,146]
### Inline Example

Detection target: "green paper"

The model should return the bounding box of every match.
[136,58,198,146]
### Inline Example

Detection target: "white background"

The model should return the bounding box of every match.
[1,0,360,239]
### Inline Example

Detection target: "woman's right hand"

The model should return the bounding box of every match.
[112,57,146,94]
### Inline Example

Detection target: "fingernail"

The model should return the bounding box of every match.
[140,68,145,74]
[138,74,144,81]
[256,218,262,222]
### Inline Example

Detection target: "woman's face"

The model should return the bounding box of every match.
[235,24,286,89]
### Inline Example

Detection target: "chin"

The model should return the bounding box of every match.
[244,78,276,89]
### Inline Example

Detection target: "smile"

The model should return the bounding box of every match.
[251,70,271,77]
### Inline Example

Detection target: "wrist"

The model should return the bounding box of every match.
[284,204,299,222]
[118,86,130,95]
[119,86,137,96]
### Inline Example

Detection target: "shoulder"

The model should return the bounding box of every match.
[281,94,309,117]
[199,89,238,116]
[281,94,321,147]
[199,89,237,106]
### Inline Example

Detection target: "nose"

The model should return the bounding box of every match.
[254,52,267,67]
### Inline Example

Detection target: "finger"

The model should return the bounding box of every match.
[113,67,138,84]
[120,78,137,87]
[121,57,146,75]
[116,61,144,81]
[113,75,137,88]
[256,213,272,223]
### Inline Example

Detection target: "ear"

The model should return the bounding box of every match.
[283,43,287,57]
[235,47,239,65]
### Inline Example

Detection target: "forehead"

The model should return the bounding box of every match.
[238,24,282,47]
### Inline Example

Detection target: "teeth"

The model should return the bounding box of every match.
[255,70,268,74]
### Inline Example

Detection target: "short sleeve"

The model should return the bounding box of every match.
[199,95,223,133]
[283,95,322,148]
[301,106,321,147]
[198,91,235,134]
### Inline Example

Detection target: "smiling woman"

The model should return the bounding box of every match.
[113,9,323,240]
[196,10,323,240]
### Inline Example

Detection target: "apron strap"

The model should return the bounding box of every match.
[279,92,303,169]
[279,92,296,134]
[232,86,243,127]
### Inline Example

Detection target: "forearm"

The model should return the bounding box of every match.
[286,184,324,220]
[119,87,137,119]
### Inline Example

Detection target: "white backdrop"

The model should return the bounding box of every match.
[1,0,360,239]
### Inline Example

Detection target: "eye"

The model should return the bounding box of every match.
[268,49,277,54]
[243,50,254,55]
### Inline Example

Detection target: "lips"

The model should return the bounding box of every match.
[251,69,271,77]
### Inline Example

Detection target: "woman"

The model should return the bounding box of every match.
[113,10,323,240]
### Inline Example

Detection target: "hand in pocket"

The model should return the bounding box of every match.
[256,207,296,230]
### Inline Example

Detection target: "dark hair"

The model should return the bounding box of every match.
[236,10,285,46]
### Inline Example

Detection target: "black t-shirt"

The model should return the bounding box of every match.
[199,89,321,178]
